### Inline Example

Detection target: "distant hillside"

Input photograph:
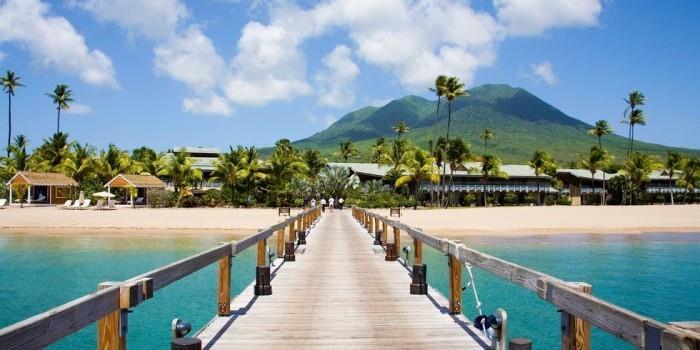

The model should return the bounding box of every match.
[291,84,699,164]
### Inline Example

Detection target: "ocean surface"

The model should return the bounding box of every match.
[1,232,699,349]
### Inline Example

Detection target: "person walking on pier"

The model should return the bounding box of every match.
[320,198,326,212]
[329,197,335,212]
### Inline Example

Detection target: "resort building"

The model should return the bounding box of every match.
[328,162,554,205]
[555,169,618,206]
[5,171,78,205]
[105,174,167,206]
[166,146,222,190]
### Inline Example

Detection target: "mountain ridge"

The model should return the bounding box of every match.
[291,84,699,163]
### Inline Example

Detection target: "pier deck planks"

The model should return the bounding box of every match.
[197,210,487,349]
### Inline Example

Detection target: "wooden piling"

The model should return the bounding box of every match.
[276,229,284,259]
[217,253,232,316]
[413,238,422,265]
[97,283,124,350]
[561,283,592,350]
[382,222,388,247]
[448,254,462,314]
[255,239,272,295]
[393,226,400,252]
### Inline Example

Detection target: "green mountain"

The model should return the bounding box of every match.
[293,84,699,164]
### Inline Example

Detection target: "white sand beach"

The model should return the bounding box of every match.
[0,207,302,237]
[1,205,699,238]
[371,205,700,237]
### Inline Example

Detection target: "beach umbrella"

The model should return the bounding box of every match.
[92,191,115,198]
[79,190,85,204]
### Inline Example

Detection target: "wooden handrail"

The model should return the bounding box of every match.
[353,207,700,350]
[0,207,321,350]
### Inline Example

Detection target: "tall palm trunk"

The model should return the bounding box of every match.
[56,107,61,133]
[446,167,455,207]
[669,176,674,205]
[431,98,441,206]
[536,175,540,206]
[441,101,453,207]
[6,93,11,157]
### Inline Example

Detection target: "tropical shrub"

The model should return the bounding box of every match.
[555,196,572,206]
[147,189,177,208]
[503,192,518,205]
[465,193,476,205]
[201,189,224,207]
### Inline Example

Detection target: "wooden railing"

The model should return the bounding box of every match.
[352,207,700,350]
[0,207,322,350]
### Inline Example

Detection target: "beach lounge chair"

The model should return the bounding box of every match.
[93,199,105,210]
[61,200,73,209]
[0,198,6,208]
[69,200,81,210]
[135,197,145,205]
[36,194,46,202]
[78,199,91,210]
[108,200,117,210]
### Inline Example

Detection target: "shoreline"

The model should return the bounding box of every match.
[1,205,698,239]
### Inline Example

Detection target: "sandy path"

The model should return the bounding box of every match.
[370,205,700,237]
[0,207,301,237]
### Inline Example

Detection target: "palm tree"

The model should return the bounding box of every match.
[338,140,358,162]
[480,128,494,151]
[159,151,202,205]
[677,157,699,204]
[441,76,468,203]
[628,109,646,154]
[318,166,359,199]
[664,151,684,205]
[99,144,140,182]
[587,120,613,203]
[369,137,387,163]
[381,139,410,170]
[267,150,307,206]
[587,120,613,149]
[396,148,438,207]
[392,120,410,140]
[242,146,267,205]
[46,84,75,133]
[528,150,556,205]
[479,155,507,206]
[1,70,24,157]
[36,132,71,169]
[59,143,98,185]
[623,91,645,158]
[429,75,447,155]
[579,147,611,205]
[445,138,470,206]
[622,152,660,205]
[212,146,249,205]
[302,149,326,179]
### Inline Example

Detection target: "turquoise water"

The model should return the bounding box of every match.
[1,233,699,349]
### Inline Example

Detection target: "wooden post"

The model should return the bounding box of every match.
[97,283,124,350]
[284,221,295,261]
[393,226,400,251]
[413,238,422,265]
[410,238,427,295]
[382,222,388,247]
[217,251,232,316]
[561,283,592,350]
[448,254,462,314]
[276,228,284,258]
[255,239,272,295]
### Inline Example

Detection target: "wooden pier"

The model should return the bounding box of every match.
[196,209,488,349]
[1,206,699,350]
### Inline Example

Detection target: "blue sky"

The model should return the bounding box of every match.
[0,0,698,153]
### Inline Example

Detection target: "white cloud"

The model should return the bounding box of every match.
[154,26,225,93]
[0,0,118,87]
[305,112,318,123]
[182,94,233,116]
[71,0,188,40]
[368,98,392,107]
[315,45,359,108]
[65,102,92,115]
[223,21,312,106]
[324,115,337,126]
[528,61,558,85]
[494,0,602,36]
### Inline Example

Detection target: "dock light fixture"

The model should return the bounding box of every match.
[171,318,192,339]
[267,246,275,266]
[402,245,411,263]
